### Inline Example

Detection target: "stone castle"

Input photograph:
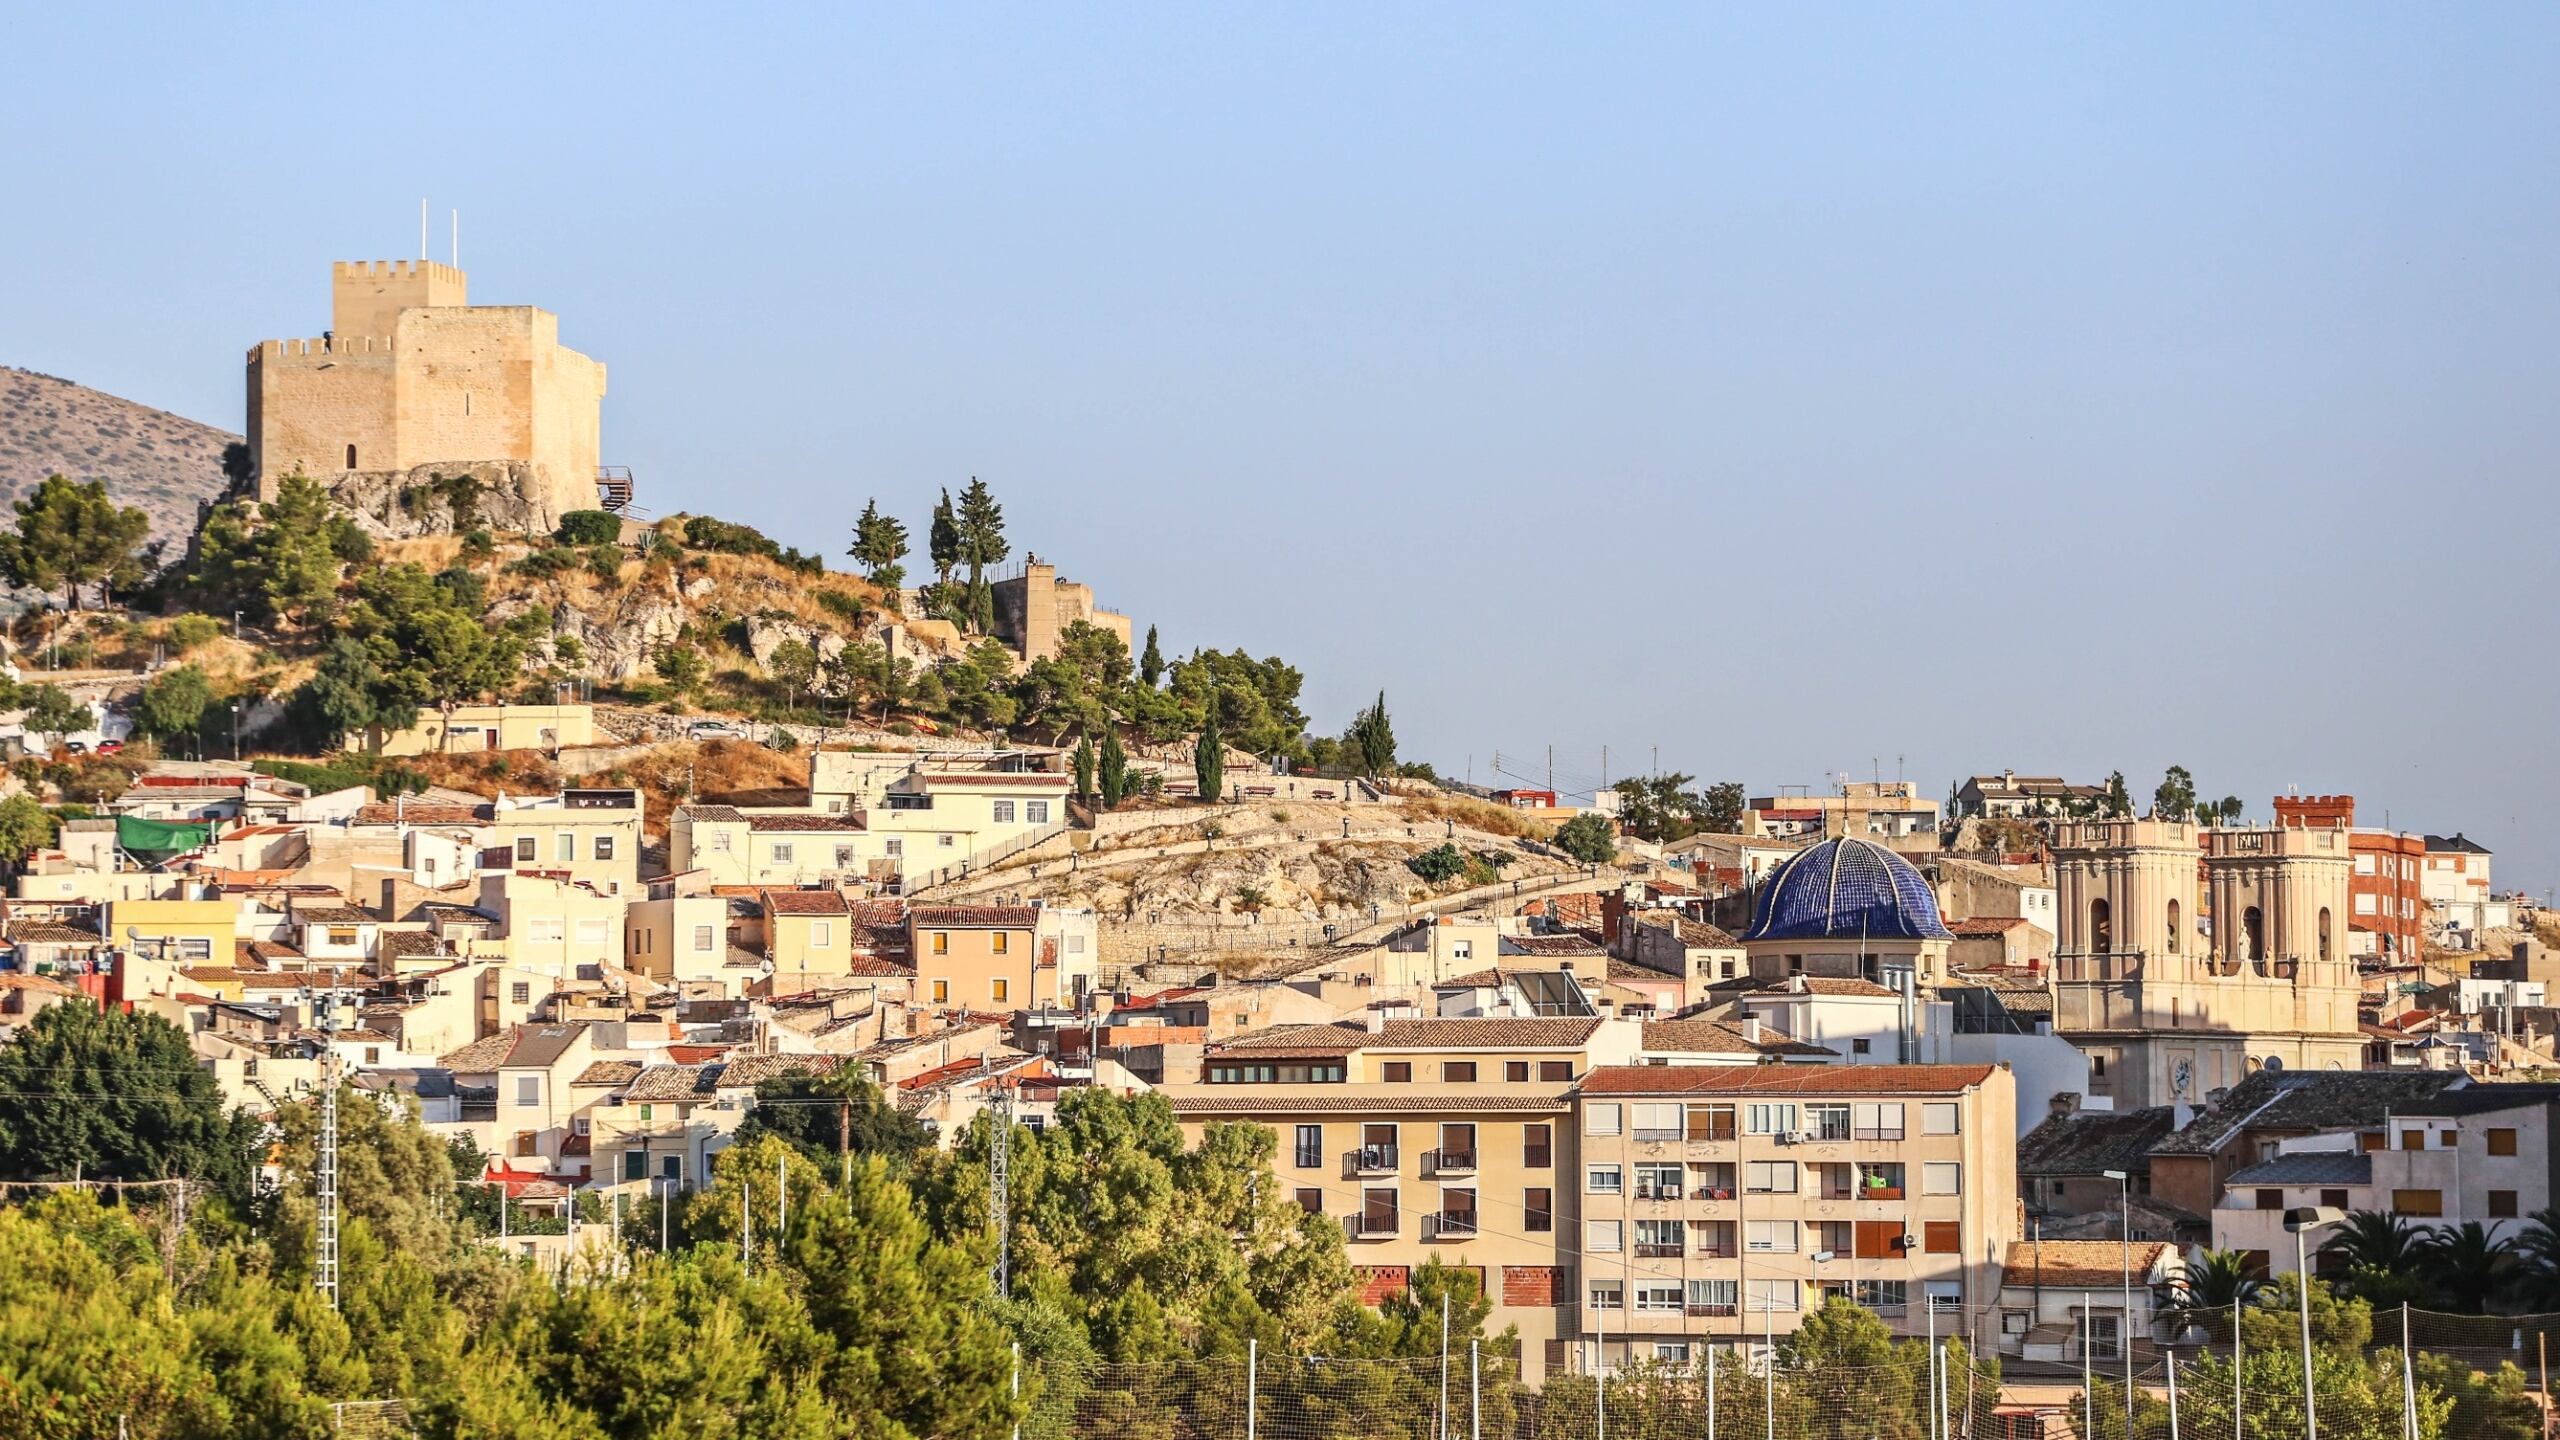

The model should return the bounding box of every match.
[244,260,610,525]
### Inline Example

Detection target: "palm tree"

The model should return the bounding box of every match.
[2513,1208,2560,1310]
[2168,1248,2266,1316]
[2318,1210,2435,1306]
[2428,1221,2518,1314]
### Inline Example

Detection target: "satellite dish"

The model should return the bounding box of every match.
[2262,1055,2284,1073]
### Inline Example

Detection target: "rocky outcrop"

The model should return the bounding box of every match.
[325,461,575,539]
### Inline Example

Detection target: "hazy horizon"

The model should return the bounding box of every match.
[7,6,2556,896]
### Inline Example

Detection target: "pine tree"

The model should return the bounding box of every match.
[848,497,910,592]
[1099,730,1129,807]
[928,488,960,585]
[1349,690,1396,777]
[1194,720,1224,804]
[954,477,1008,632]
[1139,625,1164,688]
[0,473,151,611]
[1072,734,1097,802]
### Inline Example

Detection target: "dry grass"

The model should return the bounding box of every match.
[405,737,808,838]
[1394,788,1558,841]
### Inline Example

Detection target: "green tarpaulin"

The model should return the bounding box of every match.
[115,816,213,857]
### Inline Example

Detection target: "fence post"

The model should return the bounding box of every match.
[1470,1339,1479,1440]
[1706,1343,1716,1440]
[1245,1337,1256,1440]
[2169,1349,2182,1440]
[2401,1304,2417,1440]
[1010,1339,1021,1440]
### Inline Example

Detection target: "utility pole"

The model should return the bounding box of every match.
[989,1082,1013,1300]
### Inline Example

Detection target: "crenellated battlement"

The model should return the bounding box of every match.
[332,259,465,286]
[247,336,398,363]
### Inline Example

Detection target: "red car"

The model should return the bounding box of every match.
[95,740,124,754]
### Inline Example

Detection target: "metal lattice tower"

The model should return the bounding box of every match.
[988,1080,1013,1300]
[309,970,346,1308]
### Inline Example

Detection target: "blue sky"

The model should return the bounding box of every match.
[8,6,2557,894]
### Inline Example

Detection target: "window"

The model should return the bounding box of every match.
[834,845,858,868]
[2321,1189,2349,1209]
[2392,1189,2444,1217]
[1853,1280,1909,1310]
[1027,801,1049,824]
[885,839,903,857]
[1506,1061,1529,1082]
[1383,1061,1414,1084]
[1525,1188,1553,1232]
[515,836,538,862]
[1066,934,1085,954]
[2438,1129,2457,1149]
[932,932,950,955]
[595,835,616,861]
[1688,1279,1739,1315]
[511,982,531,1004]
[1524,1124,1552,1168]
[2400,1131,2424,1151]
[1587,1164,1623,1195]
[2491,1191,2520,1219]
[527,917,566,943]
[992,801,1016,824]
[555,832,575,862]
[1586,1103,1622,1137]
[1650,1342,1691,1363]
[693,924,716,952]
[1295,1125,1323,1168]
[709,830,731,852]
[1586,1220,1622,1253]
[1588,1279,1624,1310]
[990,931,1009,955]
[1850,1038,1871,1055]
[1745,1103,1798,1135]
[1632,1102,1683,1141]
[991,978,1008,1003]
[932,980,950,1004]
[1635,1284,1684,1314]
[2167,898,2181,952]
[1853,1103,1904,1141]
[938,834,955,848]
[1539,1061,1573,1081]
[1855,1220,1904,1259]
[1924,1221,1962,1254]
[1922,1163,1962,1196]
[1294,1188,1322,1214]
[1688,1104,1738,1142]
[1450,940,1473,961]
[1922,1102,1960,1135]
[1443,1062,1478,1083]
[513,1131,537,1157]
[1746,1280,1799,1313]
[2489,1128,2519,1156]
[1745,1220,1797,1253]
[808,920,834,948]
[2355,893,2378,915]
[514,1076,540,1106]
[1808,1104,1852,1140]
[2255,1189,2283,1211]
[347,443,359,469]
[623,1149,647,1181]
[1634,1163,1683,1199]
[575,917,611,944]
[1744,1161,1797,1194]
[325,926,358,947]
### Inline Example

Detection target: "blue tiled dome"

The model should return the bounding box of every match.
[1744,837,1953,942]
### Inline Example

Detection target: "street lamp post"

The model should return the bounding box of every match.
[2283,1205,2347,1440]
[2104,1168,2135,1438]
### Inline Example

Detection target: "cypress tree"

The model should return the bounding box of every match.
[1194,723,1224,805]
[1099,730,1129,807]
[1072,734,1097,802]
[1139,625,1164,688]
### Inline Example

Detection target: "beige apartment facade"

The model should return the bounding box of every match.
[1569,1064,2017,1374]
[2051,819,2361,1107]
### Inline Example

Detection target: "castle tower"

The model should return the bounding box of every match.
[245,259,607,525]
[331,259,467,338]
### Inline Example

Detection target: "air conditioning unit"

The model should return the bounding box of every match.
[1772,1133,1794,1146]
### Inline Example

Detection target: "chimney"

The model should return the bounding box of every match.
[2048,1090,2081,1119]
[1743,1016,1763,1044]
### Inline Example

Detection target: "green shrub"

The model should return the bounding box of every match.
[166,614,222,652]
[555,510,623,546]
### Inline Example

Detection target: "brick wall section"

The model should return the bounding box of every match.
[1355,1266,1410,1305]
[1503,1265,1569,1307]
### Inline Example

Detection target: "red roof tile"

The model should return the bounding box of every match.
[1579,1063,1995,1096]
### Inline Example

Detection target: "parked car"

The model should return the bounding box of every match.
[95,740,123,754]
[686,720,742,740]
[63,741,86,754]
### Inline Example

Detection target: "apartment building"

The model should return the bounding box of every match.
[1569,1064,2017,1374]
[1165,1016,1644,1381]
[2210,1083,2560,1274]
[908,904,1097,1011]
[350,788,642,894]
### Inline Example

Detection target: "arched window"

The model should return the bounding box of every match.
[345,443,358,470]
[2090,898,2113,955]
[2243,906,2265,962]
[2166,899,2181,953]
[2318,907,2333,962]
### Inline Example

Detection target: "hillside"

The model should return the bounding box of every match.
[0,368,235,557]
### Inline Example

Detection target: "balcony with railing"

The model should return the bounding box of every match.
[1686,1302,1739,1318]
[1346,1145,1400,1176]
[1424,1149,1477,1177]
[1344,1212,1400,1241]
[1424,1212,1480,1242]
[1634,1181,1685,1202]
[1634,1242,1685,1258]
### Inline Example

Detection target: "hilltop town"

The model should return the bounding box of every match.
[3,256,2558,1439]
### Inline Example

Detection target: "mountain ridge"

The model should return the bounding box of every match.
[0,366,237,561]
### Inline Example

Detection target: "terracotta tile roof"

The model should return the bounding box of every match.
[241,940,305,964]
[1674,918,1743,949]
[2149,1070,2469,1157]
[717,1053,849,1088]
[909,905,1037,929]
[837,955,915,978]
[5,923,104,946]
[677,805,746,823]
[295,906,375,925]
[379,931,445,958]
[574,1060,643,1086]
[2001,1241,2174,1290]
[622,1064,722,1101]
[763,889,851,916]
[440,1032,518,1071]
[1501,934,1606,958]
[919,772,1071,788]
[747,813,866,832]
[2017,1106,2179,1178]
[1211,1022,1369,1059]
[1640,1019,1833,1057]
[0,972,85,997]
[1948,916,2029,937]
[1578,1063,1995,1097]
[2226,1153,2372,1187]
[1742,977,1902,998]
[1372,1018,1602,1050]
[1164,1087,1573,1117]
